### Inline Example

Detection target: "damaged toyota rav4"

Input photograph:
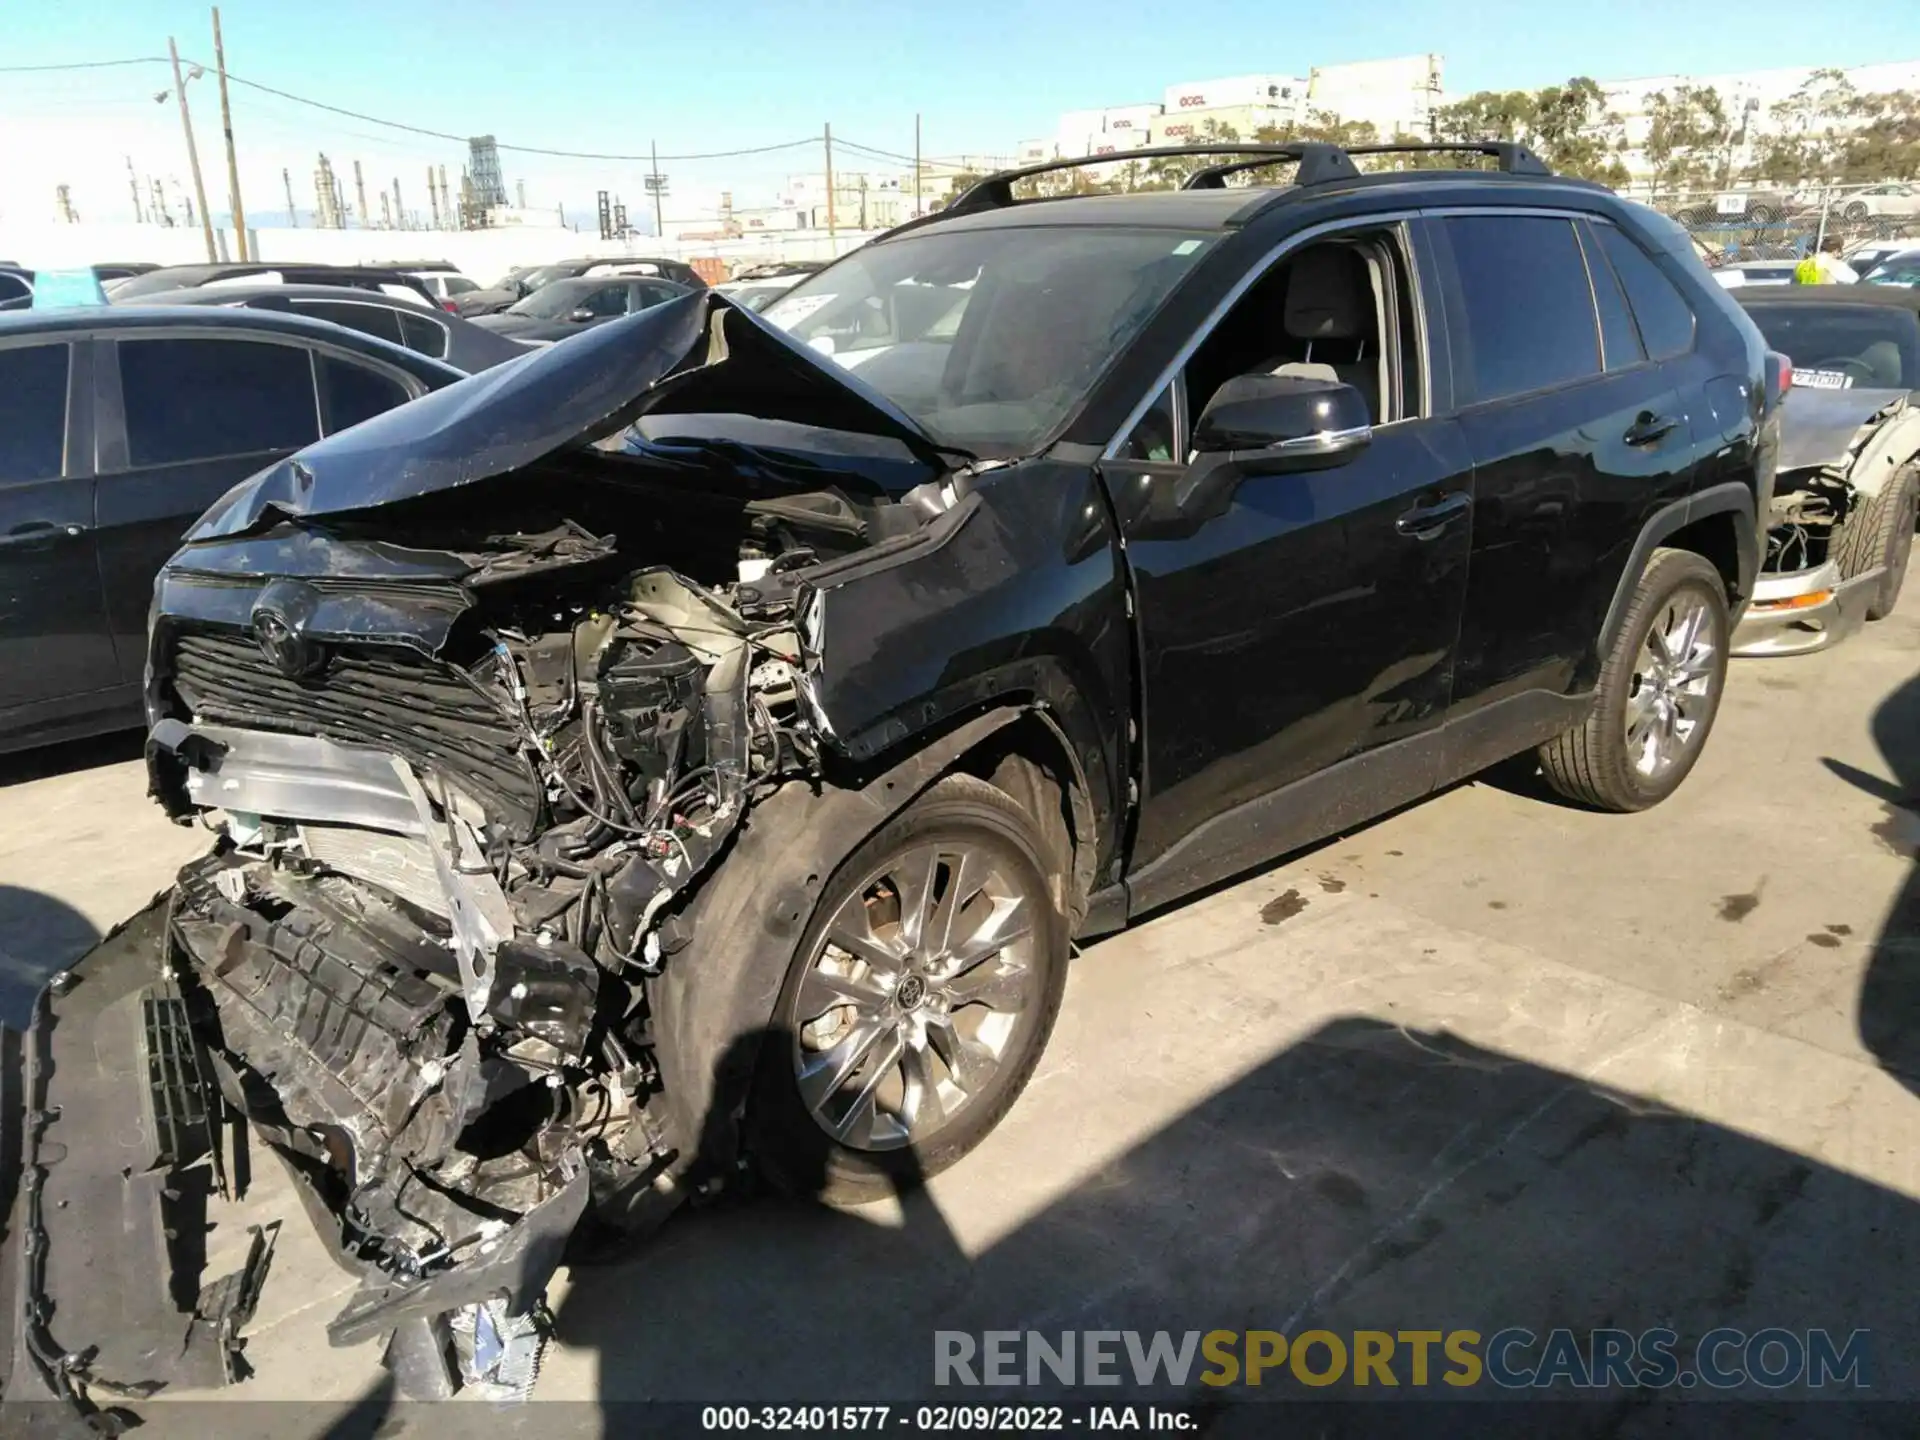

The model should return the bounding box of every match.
[7,142,1778,1412]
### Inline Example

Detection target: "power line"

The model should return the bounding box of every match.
[204,61,823,161]
[2,52,827,162]
[0,56,168,72]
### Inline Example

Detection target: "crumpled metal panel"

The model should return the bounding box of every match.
[186,291,946,541]
[1776,386,1908,472]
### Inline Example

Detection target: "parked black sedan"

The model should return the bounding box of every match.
[468,274,690,341]
[121,283,530,373]
[0,305,464,753]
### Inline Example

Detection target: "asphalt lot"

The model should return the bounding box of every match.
[3,609,1918,1431]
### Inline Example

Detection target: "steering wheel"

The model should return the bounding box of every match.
[1810,356,1877,384]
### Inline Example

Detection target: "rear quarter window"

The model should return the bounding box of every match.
[1597,225,1697,359]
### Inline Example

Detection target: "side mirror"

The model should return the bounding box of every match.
[1162,373,1372,526]
[567,307,595,323]
[1192,373,1372,464]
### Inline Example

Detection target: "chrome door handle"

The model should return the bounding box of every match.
[1395,491,1472,540]
[0,522,83,551]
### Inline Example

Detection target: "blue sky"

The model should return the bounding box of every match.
[5,0,1918,226]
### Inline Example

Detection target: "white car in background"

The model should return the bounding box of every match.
[1840,184,1920,221]
[406,270,483,310]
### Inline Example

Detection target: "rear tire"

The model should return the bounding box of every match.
[747,773,1069,1205]
[1538,548,1730,812]
[1834,466,1917,621]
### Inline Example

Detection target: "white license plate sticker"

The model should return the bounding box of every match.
[1797,369,1854,390]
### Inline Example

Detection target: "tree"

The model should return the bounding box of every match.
[1643,85,1733,192]
[1428,77,1629,185]
[1840,89,1920,183]
[1747,68,1856,185]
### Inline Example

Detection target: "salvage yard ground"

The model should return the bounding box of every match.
[3,611,1918,1427]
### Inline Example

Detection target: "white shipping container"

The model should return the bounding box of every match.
[1062,130,1152,159]
[1160,74,1300,115]
[1100,103,1163,134]
[1149,104,1293,145]
[1016,138,1056,163]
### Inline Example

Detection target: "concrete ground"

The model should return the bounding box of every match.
[2,608,1918,1432]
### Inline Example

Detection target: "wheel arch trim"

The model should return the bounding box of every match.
[1598,481,1759,661]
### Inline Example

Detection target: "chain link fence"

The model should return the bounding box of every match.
[1643,182,1920,263]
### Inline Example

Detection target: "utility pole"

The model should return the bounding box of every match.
[824,123,836,242]
[650,141,665,237]
[151,178,173,226]
[393,176,405,231]
[438,165,452,227]
[380,192,392,229]
[354,160,370,230]
[283,166,296,226]
[168,36,218,261]
[211,8,248,258]
[914,113,922,218]
[127,156,146,223]
[427,167,440,228]
[516,178,526,210]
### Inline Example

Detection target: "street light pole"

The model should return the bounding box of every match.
[167,37,218,261]
[211,8,248,259]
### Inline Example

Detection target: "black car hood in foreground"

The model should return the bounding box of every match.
[190,290,954,540]
[1776,385,1910,472]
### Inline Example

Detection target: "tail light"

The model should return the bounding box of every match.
[440,300,459,313]
[1763,350,1792,399]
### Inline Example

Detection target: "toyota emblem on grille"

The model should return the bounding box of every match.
[254,609,316,678]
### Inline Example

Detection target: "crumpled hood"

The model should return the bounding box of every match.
[189,290,951,539]
[1777,386,1910,473]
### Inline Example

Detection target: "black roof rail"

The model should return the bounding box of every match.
[944,143,1363,217]
[1342,140,1552,175]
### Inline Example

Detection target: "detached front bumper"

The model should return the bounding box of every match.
[1,900,275,1426]
[1731,560,1879,658]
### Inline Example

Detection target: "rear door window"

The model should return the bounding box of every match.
[0,343,70,481]
[1441,215,1602,404]
[119,337,319,467]
[1596,226,1696,359]
[293,298,406,347]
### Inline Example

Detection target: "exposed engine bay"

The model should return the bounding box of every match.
[135,449,970,1389]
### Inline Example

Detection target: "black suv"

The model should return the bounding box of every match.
[14,143,1776,1406]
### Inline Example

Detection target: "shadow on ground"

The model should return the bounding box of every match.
[539,1016,1916,1428]
[0,888,97,1030]
[1833,665,1920,1098]
[0,731,143,791]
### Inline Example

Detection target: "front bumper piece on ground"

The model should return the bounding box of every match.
[1,901,275,1429]
[1730,559,1880,658]
[0,891,582,1425]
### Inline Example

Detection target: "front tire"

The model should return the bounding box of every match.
[1539,548,1730,812]
[1834,465,1917,621]
[748,772,1069,1204]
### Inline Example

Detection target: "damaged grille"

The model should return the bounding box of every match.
[168,628,542,836]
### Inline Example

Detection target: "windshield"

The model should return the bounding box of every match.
[1862,252,1920,288]
[1744,302,1920,390]
[762,226,1213,455]
[519,264,580,293]
[507,278,606,319]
